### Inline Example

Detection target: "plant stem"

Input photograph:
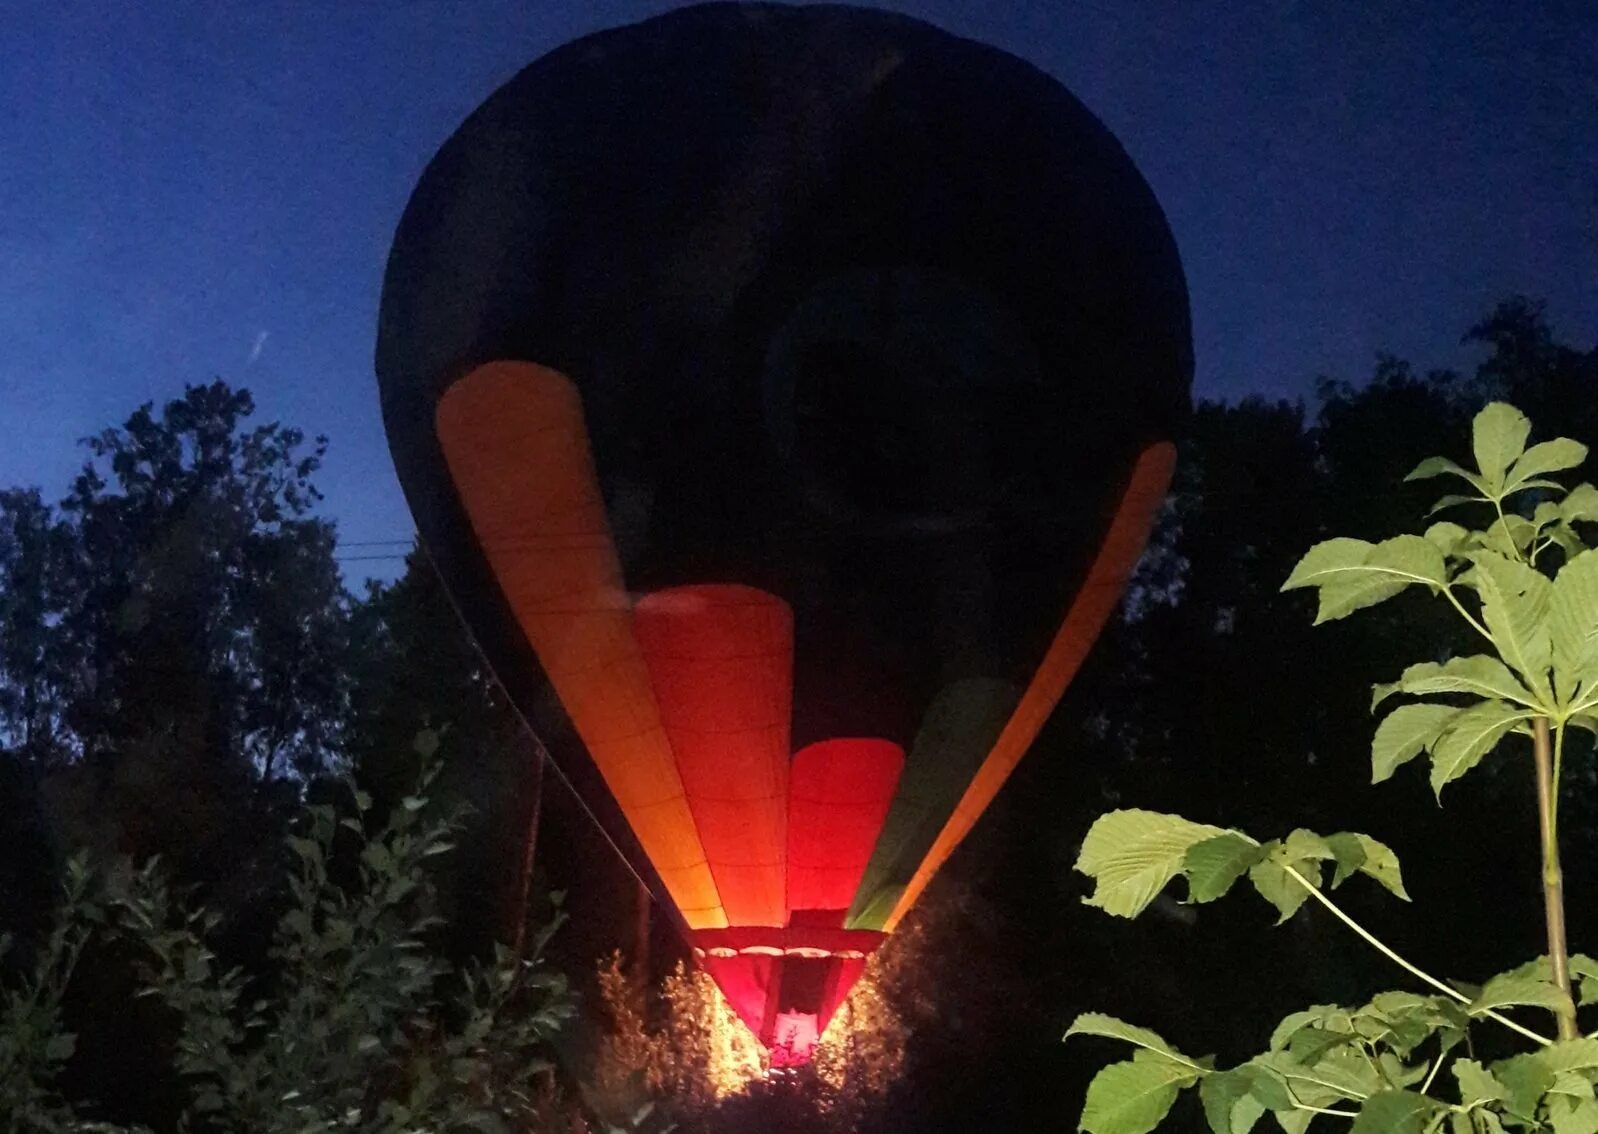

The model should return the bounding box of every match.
[1291,1102,1359,1119]
[1280,865,1552,1046]
[1442,585,1495,644]
[1420,1052,1444,1095]
[1491,497,1524,564]
[1532,716,1578,1041]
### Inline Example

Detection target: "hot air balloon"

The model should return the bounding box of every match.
[376,2,1190,1067]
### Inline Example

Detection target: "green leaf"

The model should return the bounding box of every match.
[1549,1097,1598,1134]
[1535,499,1565,528]
[1468,550,1553,698]
[1184,835,1268,903]
[1492,1055,1556,1123]
[1424,521,1474,554]
[1409,456,1487,493]
[1452,1060,1504,1107]
[1282,537,1448,623]
[1549,1072,1596,1101]
[1271,1006,1354,1051]
[1467,971,1573,1017]
[1563,484,1598,525]
[1077,1056,1200,1134]
[1372,681,1403,712]
[1428,495,1487,517]
[1572,714,1598,739]
[413,728,441,758]
[1065,1013,1202,1069]
[1199,1068,1266,1134]
[1429,699,1530,797]
[1235,1060,1297,1113]
[1472,403,1532,492]
[1506,438,1588,493]
[1312,1046,1388,1099]
[1325,832,1367,888]
[45,1033,76,1062]
[1571,955,1598,1007]
[1551,522,1588,561]
[1350,1089,1438,1134]
[1482,514,1538,560]
[1530,1037,1598,1076]
[1372,704,1461,784]
[1283,829,1336,862]
[1076,810,1227,919]
[1250,1050,1366,1109]
[1325,832,1409,900]
[1248,843,1321,923]
[1551,550,1598,705]
[1396,655,1539,709]
[1282,537,1386,589]
[1287,1027,1355,1064]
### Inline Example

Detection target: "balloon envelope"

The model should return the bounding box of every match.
[377,1,1190,1064]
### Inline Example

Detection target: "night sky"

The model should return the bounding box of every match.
[4,1,1594,575]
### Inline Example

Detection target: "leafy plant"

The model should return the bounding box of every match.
[1,855,141,1133]
[1067,404,1598,1134]
[0,736,577,1133]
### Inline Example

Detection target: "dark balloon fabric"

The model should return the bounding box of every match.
[377,2,1191,1060]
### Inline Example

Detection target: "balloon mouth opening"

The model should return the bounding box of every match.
[768,1012,822,1067]
[692,927,886,1062]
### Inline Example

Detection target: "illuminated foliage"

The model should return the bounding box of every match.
[1069,404,1598,1134]
[591,937,919,1126]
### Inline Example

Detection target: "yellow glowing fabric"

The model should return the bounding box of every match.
[436,361,728,929]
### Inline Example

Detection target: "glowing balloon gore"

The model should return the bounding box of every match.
[377,2,1191,1064]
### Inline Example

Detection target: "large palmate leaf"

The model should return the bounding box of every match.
[1468,551,1553,699]
[1078,1054,1202,1134]
[1429,699,1530,797]
[1471,403,1532,493]
[1371,704,1461,784]
[1282,536,1448,624]
[1551,550,1598,706]
[1076,811,1226,918]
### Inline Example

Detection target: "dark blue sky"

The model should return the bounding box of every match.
[4,1,1594,577]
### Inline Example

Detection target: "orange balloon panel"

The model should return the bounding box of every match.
[882,441,1178,931]
[634,585,792,929]
[436,362,727,929]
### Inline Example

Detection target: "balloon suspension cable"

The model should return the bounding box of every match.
[417,542,666,907]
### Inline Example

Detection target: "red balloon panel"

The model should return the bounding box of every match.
[786,738,905,919]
